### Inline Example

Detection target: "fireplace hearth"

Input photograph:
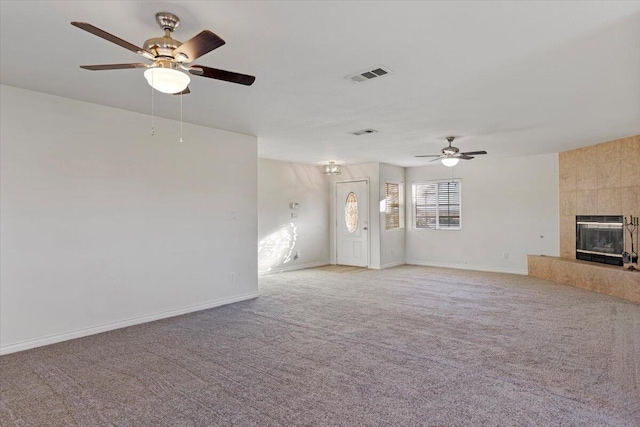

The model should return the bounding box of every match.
[576,215,624,266]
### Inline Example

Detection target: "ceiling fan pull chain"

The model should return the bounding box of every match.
[179,91,184,143]
[151,70,155,136]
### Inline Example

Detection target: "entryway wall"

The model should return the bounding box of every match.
[259,155,560,276]
[257,159,330,274]
[258,160,407,272]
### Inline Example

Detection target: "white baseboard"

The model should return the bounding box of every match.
[0,292,259,356]
[378,261,406,270]
[259,260,329,276]
[405,260,527,275]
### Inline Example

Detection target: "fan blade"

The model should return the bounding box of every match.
[71,22,153,58]
[460,151,487,156]
[173,31,225,62]
[189,65,255,86]
[429,157,445,162]
[458,155,475,160]
[173,87,191,95]
[415,154,442,158]
[80,63,148,71]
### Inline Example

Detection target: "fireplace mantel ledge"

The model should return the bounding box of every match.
[527,255,640,304]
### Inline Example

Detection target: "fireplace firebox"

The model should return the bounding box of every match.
[576,215,624,266]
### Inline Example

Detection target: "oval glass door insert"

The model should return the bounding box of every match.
[345,192,359,233]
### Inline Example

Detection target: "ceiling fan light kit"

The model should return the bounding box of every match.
[441,157,460,167]
[143,66,190,94]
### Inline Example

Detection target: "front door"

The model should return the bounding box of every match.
[336,180,369,267]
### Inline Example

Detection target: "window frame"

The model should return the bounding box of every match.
[412,179,462,231]
[383,181,405,231]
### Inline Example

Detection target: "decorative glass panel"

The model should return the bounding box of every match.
[345,192,359,233]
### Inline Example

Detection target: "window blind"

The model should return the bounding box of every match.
[384,182,404,230]
[413,180,461,230]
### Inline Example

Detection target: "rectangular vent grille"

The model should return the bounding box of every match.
[350,128,378,136]
[345,66,393,83]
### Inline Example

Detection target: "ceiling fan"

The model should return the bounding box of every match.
[415,136,487,167]
[71,12,255,95]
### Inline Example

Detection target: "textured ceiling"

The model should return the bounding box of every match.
[1,1,639,166]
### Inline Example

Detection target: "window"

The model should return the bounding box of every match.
[345,192,359,233]
[384,182,404,230]
[413,180,461,230]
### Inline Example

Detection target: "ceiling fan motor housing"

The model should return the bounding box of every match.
[143,36,182,59]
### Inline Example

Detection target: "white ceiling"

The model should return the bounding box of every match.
[1,1,639,167]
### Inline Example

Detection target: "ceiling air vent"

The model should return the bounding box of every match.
[350,128,378,136]
[345,66,393,83]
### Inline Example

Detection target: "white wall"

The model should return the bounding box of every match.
[329,163,380,268]
[0,85,258,354]
[379,163,406,268]
[406,154,559,274]
[258,159,329,273]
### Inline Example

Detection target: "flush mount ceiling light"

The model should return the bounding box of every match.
[144,65,191,94]
[323,162,341,175]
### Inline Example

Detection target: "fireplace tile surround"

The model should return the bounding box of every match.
[528,255,639,303]
[558,135,639,260]
[529,135,639,303]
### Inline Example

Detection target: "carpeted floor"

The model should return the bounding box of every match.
[1,265,639,426]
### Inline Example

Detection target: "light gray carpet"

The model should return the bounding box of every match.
[1,265,639,426]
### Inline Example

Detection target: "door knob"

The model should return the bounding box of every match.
[363,227,368,230]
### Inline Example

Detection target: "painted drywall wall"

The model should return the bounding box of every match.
[379,163,406,268]
[406,154,559,274]
[0,85,258,354]
[329,163,380,268]
[258,159,329,273]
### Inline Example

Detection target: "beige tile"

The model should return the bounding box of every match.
[597,159,621,189]
[559,167,576,192]
[597,187,622,214]
[576,162,599,190]
[560,214,576,259]
[577,189,598,214]
[527,256,546,277]
[622,278,640,304]
[619,156,640,188]
[528,256,640,304]
[560,237,575,259]
[559,150,580,170]
[576,144,599,166]
[621,186,640,218]
[574,265,595,291]
[560,193,577,216]
[620,135,640,159]
[554,260,577,286]
[596,140,623,161]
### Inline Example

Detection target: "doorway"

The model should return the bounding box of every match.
[336,180,369,267]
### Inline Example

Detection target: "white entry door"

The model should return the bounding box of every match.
[336,180,369,267]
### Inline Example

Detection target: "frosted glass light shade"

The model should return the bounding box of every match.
[144,68,190,94]
[323,162,341,175]
[441,157,459,167]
